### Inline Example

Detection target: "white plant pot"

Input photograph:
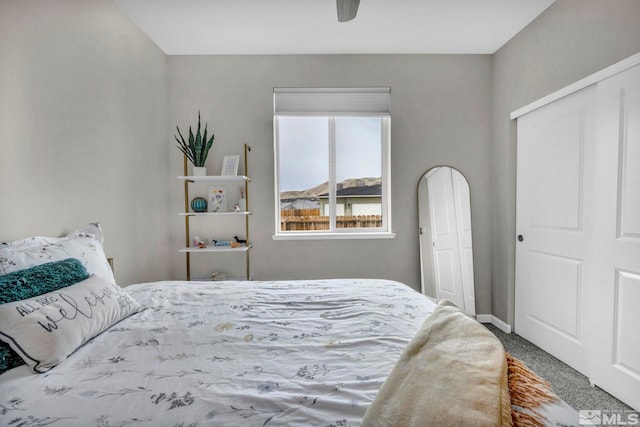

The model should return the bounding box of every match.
[192,166,207,176]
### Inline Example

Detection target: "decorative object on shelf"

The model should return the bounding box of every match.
[190,197,208,213]
[211,272,226,281]
[175,111,215,175]
[238,189,246,212]
[234,236,247,244]
[221,155,240,176]
[192,167,206,176]
[192,236,207,249]
[207,186,227,212]
[337,0,360,22]
[213,240,231,246]
[233,204,241,212]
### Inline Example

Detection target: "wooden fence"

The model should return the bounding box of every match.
[280,208,320,217]
[280,209,382,230]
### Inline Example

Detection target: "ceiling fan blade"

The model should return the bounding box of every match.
[337,0,360,22]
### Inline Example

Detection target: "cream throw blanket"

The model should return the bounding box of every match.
[362,300,513,427]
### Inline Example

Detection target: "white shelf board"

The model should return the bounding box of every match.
[178,175,251,182]
[179,211,252,216]
[179,244,252,253]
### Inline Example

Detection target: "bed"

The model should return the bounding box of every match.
[0,224,579,427]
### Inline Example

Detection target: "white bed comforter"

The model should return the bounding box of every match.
[0,279,435,427]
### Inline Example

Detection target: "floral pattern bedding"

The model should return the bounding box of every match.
[0,279,435,427]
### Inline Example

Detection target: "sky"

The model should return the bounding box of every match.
[278,117,382,192]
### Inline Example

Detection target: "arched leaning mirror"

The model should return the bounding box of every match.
[418,166,476,316]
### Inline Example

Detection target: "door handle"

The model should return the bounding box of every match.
[517,235,524,242]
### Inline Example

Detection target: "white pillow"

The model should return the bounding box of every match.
[0,275,143,373]
[0,223,115,284]
[0,225,103,248]
[0,235,46,248]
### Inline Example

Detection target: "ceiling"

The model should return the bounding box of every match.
[113,0,555,55]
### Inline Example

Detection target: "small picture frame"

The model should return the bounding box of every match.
[208,186,227,212]
[221,155,240,176]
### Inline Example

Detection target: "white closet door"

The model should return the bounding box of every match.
[428,167,465,310]
[589,64,640,411]
[515,86,596,374]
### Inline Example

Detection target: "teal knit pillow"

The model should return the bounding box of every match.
[0,258,89,374]
[0,347,26,374]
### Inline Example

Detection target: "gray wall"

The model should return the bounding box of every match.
[0,0,171,285]
[491,0,640,324]
[4,0,637,322]
[168,55,493,314]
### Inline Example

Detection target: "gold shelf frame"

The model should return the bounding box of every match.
[182,143,252,281]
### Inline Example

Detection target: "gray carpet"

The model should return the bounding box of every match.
[484,324,633,412]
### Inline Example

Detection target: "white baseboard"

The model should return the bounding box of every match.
[477,314,512,334]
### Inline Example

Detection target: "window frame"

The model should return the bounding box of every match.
[273,113,395,240]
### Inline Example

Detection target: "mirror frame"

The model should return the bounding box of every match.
[417,166,475,315]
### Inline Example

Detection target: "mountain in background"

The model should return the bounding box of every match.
[280,177,381,201]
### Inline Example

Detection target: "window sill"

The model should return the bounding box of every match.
[272,232,396,241]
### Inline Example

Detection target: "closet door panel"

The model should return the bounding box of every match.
[528,111,583,230]
[527,251,582,338]
[590,64,640,411]
[515,85,596,375]
[614,270,640,375]
[515,57,640,411]
[619,84,640,238]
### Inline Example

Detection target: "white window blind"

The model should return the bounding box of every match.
[274,87,391,116]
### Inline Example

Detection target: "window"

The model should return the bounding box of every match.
[273,88,394,239]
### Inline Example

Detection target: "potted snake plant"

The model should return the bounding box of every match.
[175,112,215,176]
